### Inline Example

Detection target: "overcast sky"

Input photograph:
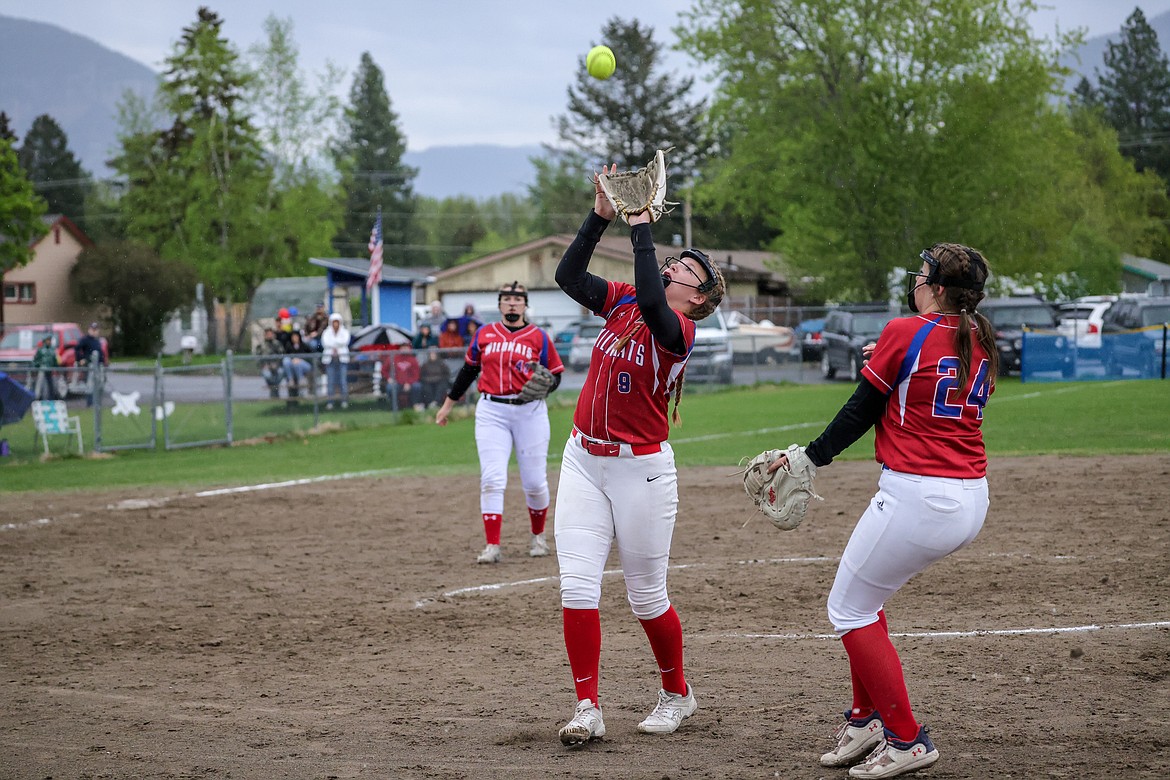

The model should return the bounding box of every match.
[3,1,1170,151]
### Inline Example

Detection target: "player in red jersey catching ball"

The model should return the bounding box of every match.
[435,282,564,563]
[768,244,998,778]
[551,165,725,746]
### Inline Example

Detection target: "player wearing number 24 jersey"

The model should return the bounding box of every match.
[767,243,998,778]
[550,163,726,747]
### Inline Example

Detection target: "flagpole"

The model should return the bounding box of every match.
[367,206,384,326]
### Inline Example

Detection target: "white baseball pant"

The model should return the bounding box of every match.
[827,467,988,634]
[555,435,678,620]
[473,396,551,515]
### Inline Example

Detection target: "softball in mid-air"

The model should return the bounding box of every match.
[587,45,616,80]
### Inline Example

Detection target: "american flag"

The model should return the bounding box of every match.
[366,208,383,292]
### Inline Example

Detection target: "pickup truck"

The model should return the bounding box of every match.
[725,311,800,365]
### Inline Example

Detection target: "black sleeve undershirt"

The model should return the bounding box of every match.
[804,379,888,467]
[630,223,686,355]
[555,210,611,313]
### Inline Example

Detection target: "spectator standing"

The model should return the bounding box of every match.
[31,336,59,400]
[421,300,447,332]
[456,303,483,338]
[75,322,107,407]
[320,313,351,409]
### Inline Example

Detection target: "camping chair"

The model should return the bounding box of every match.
[31,400,83,455]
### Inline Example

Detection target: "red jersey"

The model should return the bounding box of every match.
[860,313,994,479]
[465,322,564,396]
[573,281,696,445]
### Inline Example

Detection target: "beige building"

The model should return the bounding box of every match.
[427,232,790,330]
[2,215,102,327]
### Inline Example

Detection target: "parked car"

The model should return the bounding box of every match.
[565,309,734,384]
[554,319,591,349]
[820,308,895,381]
[686,307,734,384]
[1099,295,1170,377]
[724,310,799,365]
[1056,296,1116,357]
[797,318,825,362]
[979,297,1073,377]
[568,321,606,372]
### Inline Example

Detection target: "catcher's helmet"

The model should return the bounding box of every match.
[498,280,528,302]
[918,246,986,292]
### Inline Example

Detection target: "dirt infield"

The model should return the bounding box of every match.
[2,453,1168,779]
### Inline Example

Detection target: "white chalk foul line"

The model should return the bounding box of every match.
[412,557,836,608]
[717,620,1170,642]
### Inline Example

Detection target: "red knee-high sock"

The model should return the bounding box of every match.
[840,613,918,741]
[638,606,687,696]
[482,513,502,545]
[563,608,601,706]
[528,506,548,536]
[848,610,889,719]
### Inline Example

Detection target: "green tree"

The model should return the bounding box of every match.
[333,52,417,262]
[244,14,344,278]
[111,7,274,348]
[69,241,199,356]
[679,0,1146,300]
[17,114,90,221]
[1095,7,1170,184]
[0,138,48,326]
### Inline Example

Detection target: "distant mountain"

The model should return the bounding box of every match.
[0,13,158,174]
[404,144,543,200]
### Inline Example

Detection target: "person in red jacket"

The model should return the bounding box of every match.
[383,348,422,410]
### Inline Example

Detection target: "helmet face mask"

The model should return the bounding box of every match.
[498,280,528,324]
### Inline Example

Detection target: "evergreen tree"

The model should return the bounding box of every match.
[17,114,90,220]
[0,138,48,326]
[554,18,707,179]
[333,52,417,262]
[0,112,16,143]
[111,6,274,348]
[1095,7,1170,183]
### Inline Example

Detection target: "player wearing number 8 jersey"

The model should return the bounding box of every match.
[550,164,725,746]
[768,243,997,778]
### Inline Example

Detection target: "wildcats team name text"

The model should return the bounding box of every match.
[482,341,537,361]
[595,329,646,366]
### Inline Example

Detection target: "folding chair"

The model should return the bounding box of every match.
[31,400,84,455]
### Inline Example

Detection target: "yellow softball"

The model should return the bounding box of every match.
[586,45,616,80]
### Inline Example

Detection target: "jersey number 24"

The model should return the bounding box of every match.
[934,357,991,419]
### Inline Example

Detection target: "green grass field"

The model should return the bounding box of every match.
[1,378,1166,494]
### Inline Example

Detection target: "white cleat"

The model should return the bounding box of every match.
[529,533,550,557]
[559,698,605,745]
[821,711,885,767]
[476,544,501,564]
[637,684,697,734]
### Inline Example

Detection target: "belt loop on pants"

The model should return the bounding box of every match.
[572,428,662,458]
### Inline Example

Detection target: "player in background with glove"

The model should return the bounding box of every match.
[551,160,725,746]
[435,282,564,563]
[765,244,998,779]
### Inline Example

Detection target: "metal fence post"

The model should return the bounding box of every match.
[225,349,234,445]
